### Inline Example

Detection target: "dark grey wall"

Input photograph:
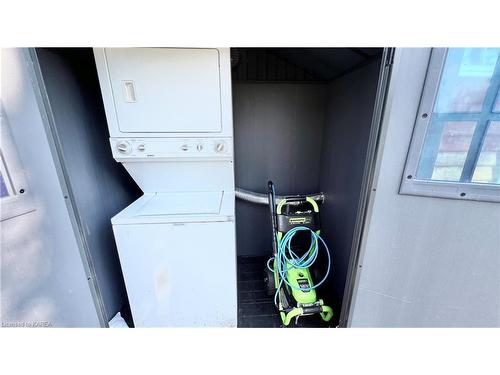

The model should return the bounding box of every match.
[319,59,382,303]
[233,83,327,256]
[36,48,142,323]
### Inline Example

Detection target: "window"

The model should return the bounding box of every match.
[1,108,35,220]
[401,48,500,202]
[1,153,15,198]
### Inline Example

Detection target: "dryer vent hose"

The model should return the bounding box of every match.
[235,188,324,205]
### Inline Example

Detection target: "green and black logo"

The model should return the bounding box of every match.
[289,217,312,225]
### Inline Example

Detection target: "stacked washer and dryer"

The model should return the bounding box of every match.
[94,48,237,327]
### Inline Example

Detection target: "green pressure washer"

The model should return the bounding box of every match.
[265,181,334,326]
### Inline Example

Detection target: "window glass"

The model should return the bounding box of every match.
[494,90,500,113]
[0,172,9,198]
[418,121,476,181]
[0,152,14,198]
[472,121,500,184]
[434,48,499,113]
[416,48,500,185]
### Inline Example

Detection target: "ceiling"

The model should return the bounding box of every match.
[231,48,383,82]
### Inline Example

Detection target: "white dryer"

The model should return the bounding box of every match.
[94,48,237,327]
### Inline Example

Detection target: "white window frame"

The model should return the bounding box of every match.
[400,48,500,203]
[1,108,35,221]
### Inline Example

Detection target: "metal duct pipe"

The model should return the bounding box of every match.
[235,187,325,205]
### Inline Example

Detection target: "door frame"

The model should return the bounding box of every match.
[338,47,395,327]
[25,48,109,327]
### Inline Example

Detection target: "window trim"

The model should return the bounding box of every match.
[400,48,500,203]
[0,151,16,197]
[1,107,35,221]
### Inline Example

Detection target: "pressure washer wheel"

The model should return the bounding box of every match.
[264,265,275,296]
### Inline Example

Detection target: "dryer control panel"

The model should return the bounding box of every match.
[110,138,233,160]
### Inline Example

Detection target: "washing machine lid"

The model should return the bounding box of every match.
[111,191,234,225]
[137,191,222,216]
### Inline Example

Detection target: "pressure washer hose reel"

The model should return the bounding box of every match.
[266,181,333,326]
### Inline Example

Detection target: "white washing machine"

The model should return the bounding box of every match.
[94,48,237,327]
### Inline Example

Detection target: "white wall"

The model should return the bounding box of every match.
[1,49,100,327]
[349,48,500,327]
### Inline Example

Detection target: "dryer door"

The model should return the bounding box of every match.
[104,48,222,134]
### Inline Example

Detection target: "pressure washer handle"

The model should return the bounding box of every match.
[267,181,279,256]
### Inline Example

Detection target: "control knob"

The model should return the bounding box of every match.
[215,141,226,153]
[117,141,131,154]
